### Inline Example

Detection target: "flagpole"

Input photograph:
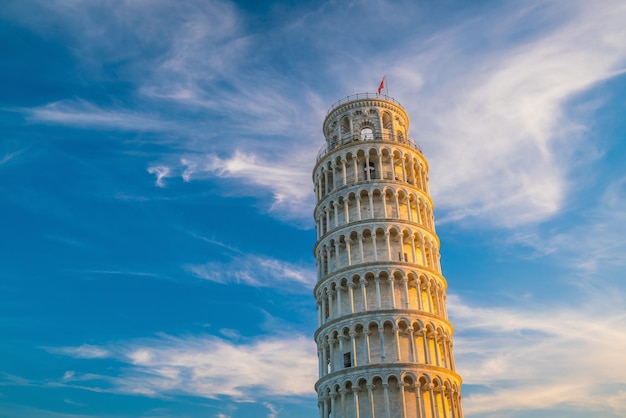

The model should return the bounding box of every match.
[385,75,389,97]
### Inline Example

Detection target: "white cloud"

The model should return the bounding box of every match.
[509,176,626,279]
[263,402,280,418]
[52,334,318,401]
[27,100,176,132]
[46,344,111,359]
[180,150,314,220]
[147,165,171,188]
[449,294,626,416]
[397,0,626,227]
[185,254,315,290]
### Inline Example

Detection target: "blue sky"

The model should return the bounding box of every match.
[1,0,626,417]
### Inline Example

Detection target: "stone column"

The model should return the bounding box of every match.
[416,386,425,418]
[416,279,424,311]
[402,277,410,308]
[324,171,329,195]
[383,383,391,418]
[360,278,368,311]
[325,247,331,274]
[325,209,331,234]
[394,193,400,218]
[359,236,365,263]
[398,383,408,418]
[348,283,355,313]
[340,389,347,418]
[409,329,417,362]
[323,395,329,418]
[318,348,323,377]
[327,289,334,321]
[441,389,449,418]
[372,232,378,261]
[426,282,433,313]
[336,285,342,317]
[385,231,392,261]
[317,298,322,326]
[350,332,359,367]
[321,343,328,376]
[422,330,430,364]
[382,192,388,217]
[428,384,436,418]
[394,327,401,362]
[367,385,376,418]
[388,277,396,308]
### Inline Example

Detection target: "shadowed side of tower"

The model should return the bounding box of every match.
[312,94,464,418]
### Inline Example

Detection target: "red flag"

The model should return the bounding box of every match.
[377,77,385,94]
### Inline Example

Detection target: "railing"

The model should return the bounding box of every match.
[326,93,403,116]
[316,132,422,162]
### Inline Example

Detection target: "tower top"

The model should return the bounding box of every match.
[318,93,418,163]
[325,93,404,116]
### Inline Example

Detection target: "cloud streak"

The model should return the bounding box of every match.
[392,0,626,228]
[51,333,317,401]
[449,294,626,416]
[27,100,176,132]
[185,253,315,290]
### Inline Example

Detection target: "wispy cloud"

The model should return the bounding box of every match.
[509,176,626,278]
[147,165,171,188]
[27,100,176,132]
[185,254,315,290]
[9,0,626,229]
[46,344,111,359]
[0,148,28,166]
[398,0,626,227]
[449,294,626,416]
[51,333,317,401]
[179,150,314,220]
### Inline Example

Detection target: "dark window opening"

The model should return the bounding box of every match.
[343,352,352,368]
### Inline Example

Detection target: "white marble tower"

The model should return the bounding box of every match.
[313,94,463,418]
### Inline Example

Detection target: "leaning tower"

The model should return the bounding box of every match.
[313,94,463,418]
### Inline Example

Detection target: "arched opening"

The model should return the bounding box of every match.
[361,127,373,141]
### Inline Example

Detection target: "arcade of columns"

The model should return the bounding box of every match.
[313,94,463,418]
